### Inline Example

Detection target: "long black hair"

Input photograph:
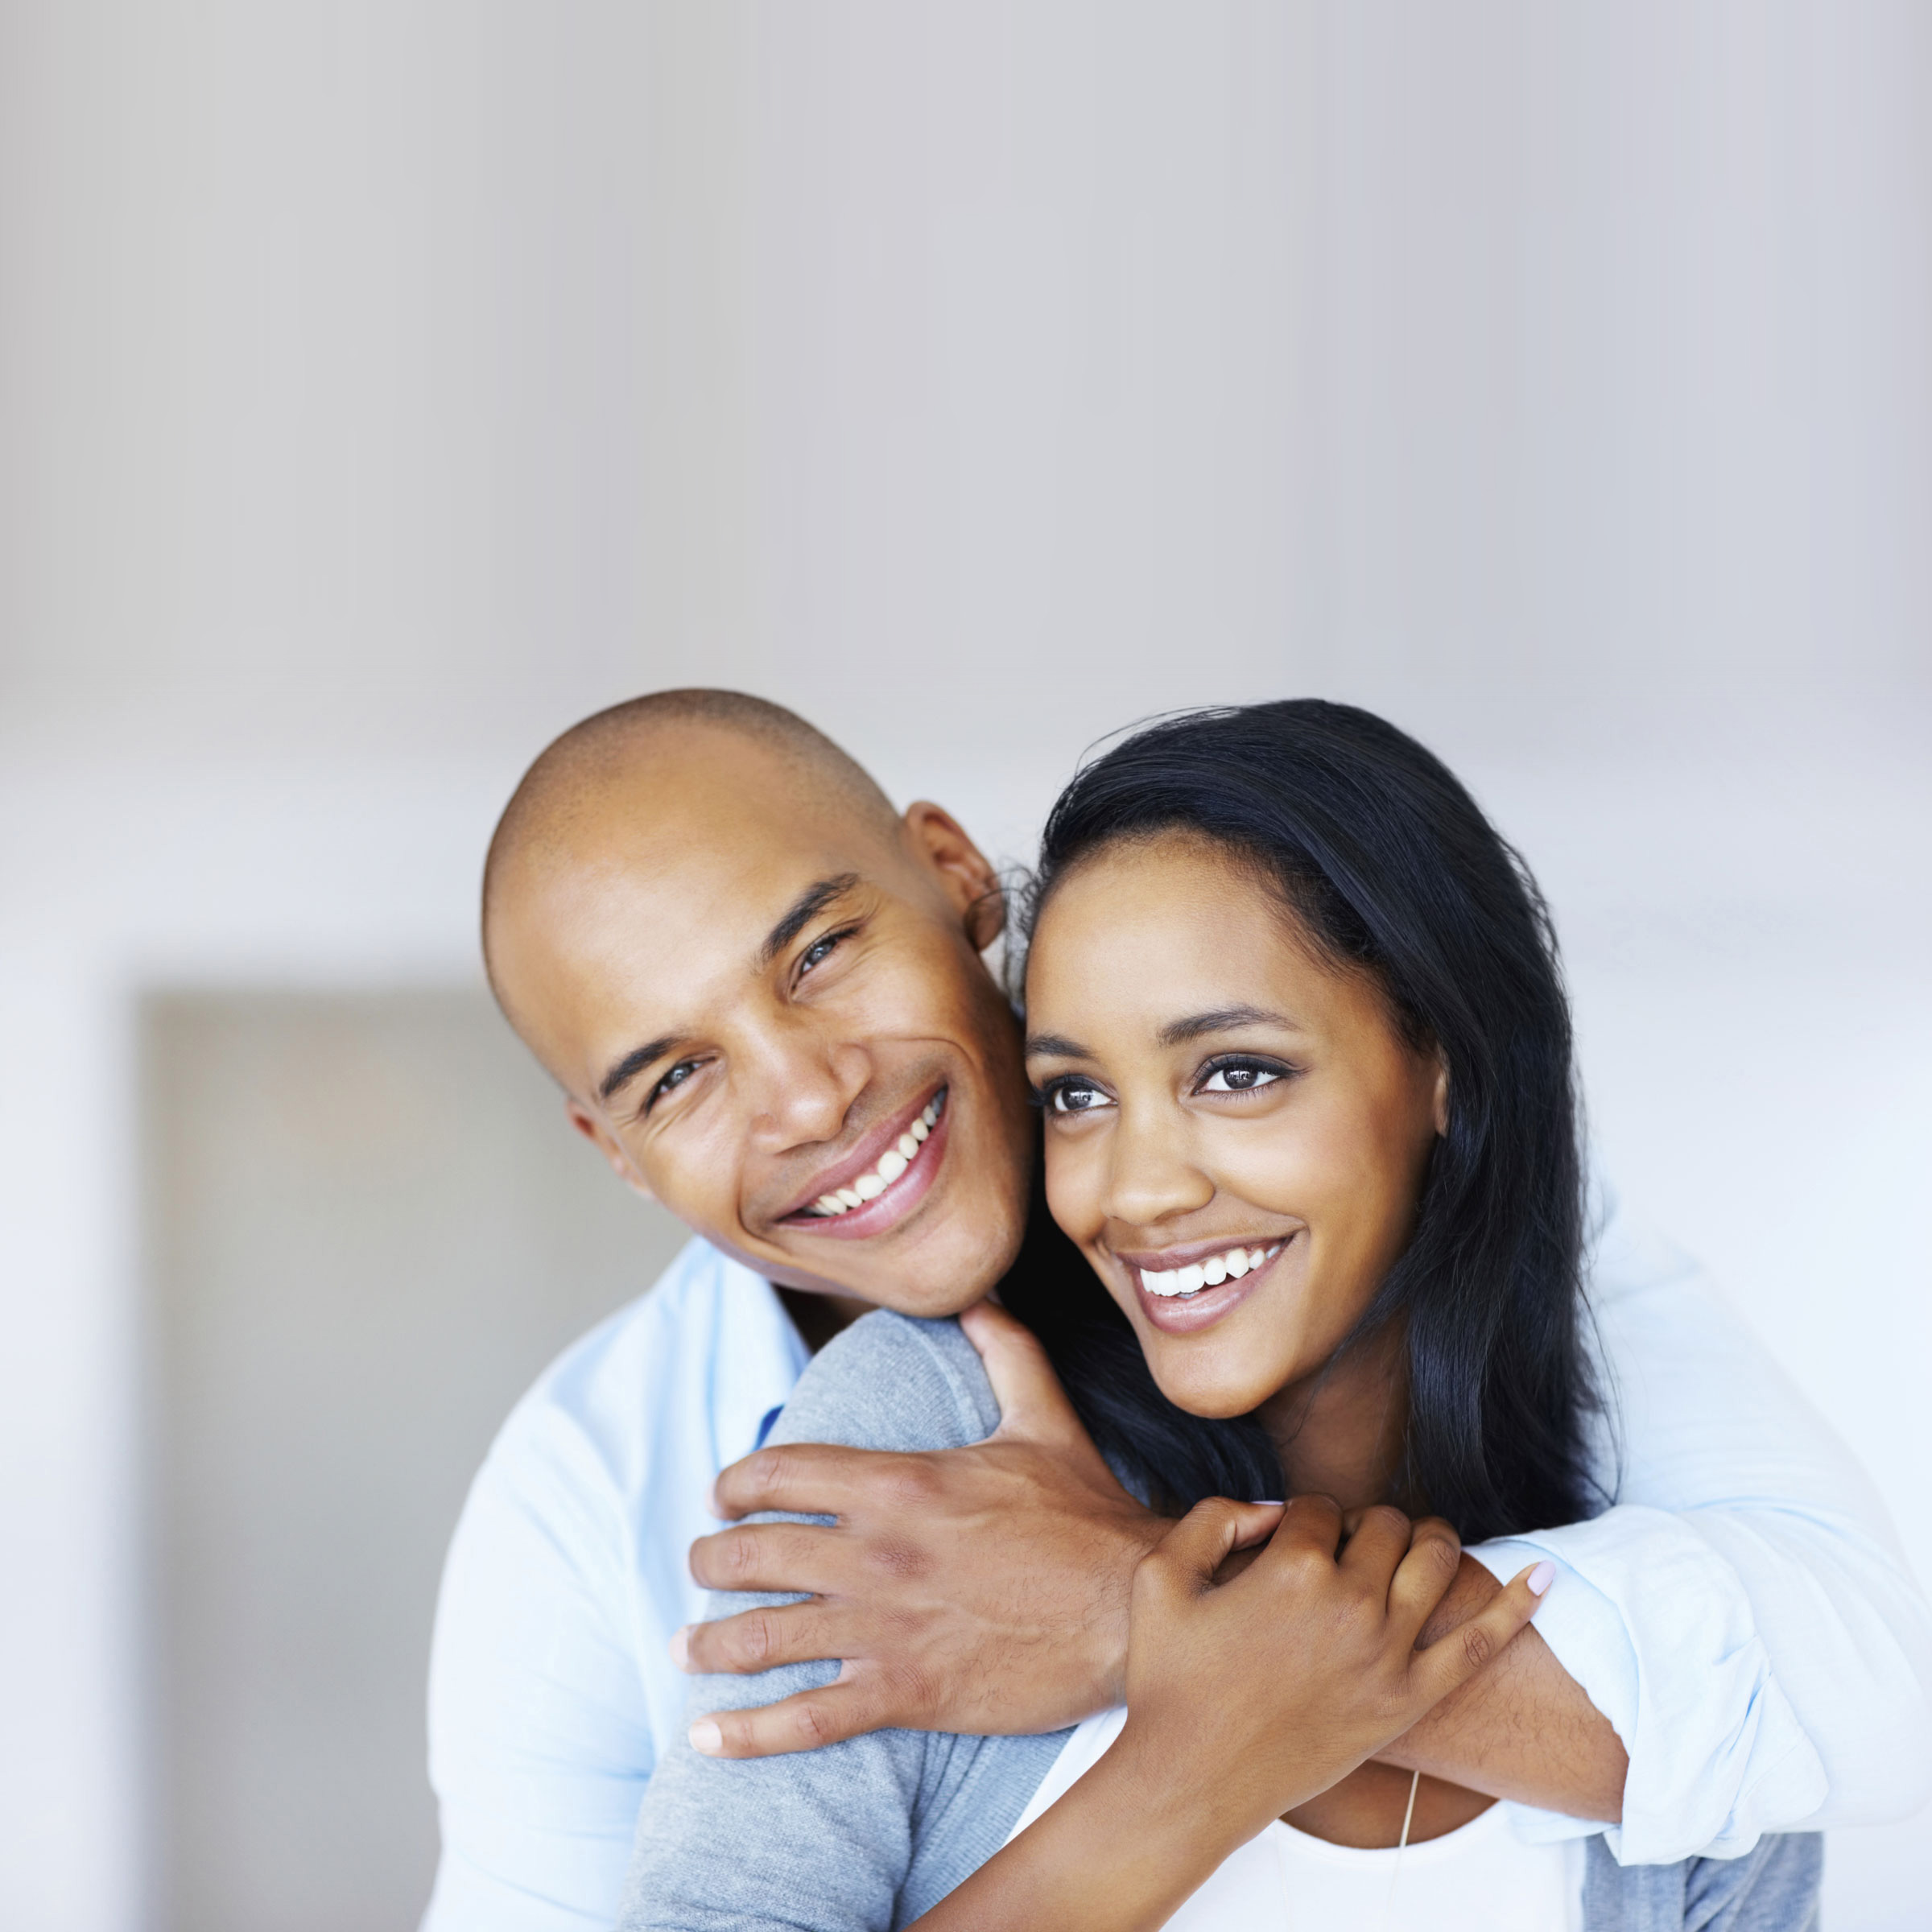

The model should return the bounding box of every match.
[995,700,1601,1544]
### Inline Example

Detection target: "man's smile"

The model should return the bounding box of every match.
[774,1084,952,1242]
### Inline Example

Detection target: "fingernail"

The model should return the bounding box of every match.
[1528,1560,1556,1597]
[669,1625,691,1670]
[706,1480,724,1519]
[688,1719,724,1755]
[1254,1500,1286,1508]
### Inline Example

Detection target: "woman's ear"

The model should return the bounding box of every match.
[565,1097,658,1201]
[1431,1056,1451,1137]
[902,800,1006,952]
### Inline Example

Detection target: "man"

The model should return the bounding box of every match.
[423,690,1930,1930]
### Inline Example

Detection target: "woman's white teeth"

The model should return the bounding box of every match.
[1138,1245,1280,1298]
[807,1096,944,1215]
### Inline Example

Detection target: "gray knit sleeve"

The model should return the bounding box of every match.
[617,1311,1069,1932]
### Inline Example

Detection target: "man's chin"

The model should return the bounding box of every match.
[754,1210,1018,1317]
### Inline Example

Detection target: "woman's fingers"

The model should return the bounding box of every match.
[1137,1497,1286,1605]
[1384,1515,1465,1641]
[1408,1560,1557,1708]
[1336,1503,1416,1594]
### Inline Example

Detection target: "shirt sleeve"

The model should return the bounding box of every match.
[618,1311,1064,1932]
[1470,1199,1932,1864]
[421,1397,658,1932]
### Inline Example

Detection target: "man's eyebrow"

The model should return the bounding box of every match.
[599,1035,682,1105]
[1024,1032,1093,1060]
[595,875,864,1108]
[758,873,862,968]
[1158,1005,1294,1046]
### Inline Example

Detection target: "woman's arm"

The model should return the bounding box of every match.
[910,1498,1551,1932]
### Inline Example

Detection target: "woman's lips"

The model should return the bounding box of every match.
[778,1087,951,1242]
[1121,1233,1294,1335]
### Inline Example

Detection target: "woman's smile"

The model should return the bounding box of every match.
[1111,1232,1295,1334]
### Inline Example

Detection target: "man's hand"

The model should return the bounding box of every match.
[676,1302,1165,1757]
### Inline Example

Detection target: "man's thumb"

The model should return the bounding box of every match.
[959,1300,1091,1448]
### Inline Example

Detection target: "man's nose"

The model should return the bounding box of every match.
[1102,1103,1215,1228]
[743,1025,869,1150]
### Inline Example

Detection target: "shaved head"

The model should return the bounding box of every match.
[479,688,1033,1312]
[484,691,899,1018]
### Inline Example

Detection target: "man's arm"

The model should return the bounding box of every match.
[1376,1554,1626,1819]
[680,1305,1629,1823]
[683,1255,1932,1859]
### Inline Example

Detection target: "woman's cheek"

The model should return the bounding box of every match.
[1044,1128,1110,1257]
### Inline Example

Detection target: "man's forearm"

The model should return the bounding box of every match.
[1374,1554,1626,1822]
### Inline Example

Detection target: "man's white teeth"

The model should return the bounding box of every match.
[1138,1244,1281,1298]
[806,1096,944,1216]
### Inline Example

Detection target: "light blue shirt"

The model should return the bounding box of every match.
[422,1197,1932,1931]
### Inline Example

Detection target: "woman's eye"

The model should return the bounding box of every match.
[1047,1079,1115,1116]
[1199,1060,1284,1095]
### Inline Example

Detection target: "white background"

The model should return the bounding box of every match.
[2,5,1927,1926]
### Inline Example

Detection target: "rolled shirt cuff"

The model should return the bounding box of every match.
[1470,1510,1828,1864]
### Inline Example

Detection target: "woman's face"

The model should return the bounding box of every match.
[1024,833,1446,1422]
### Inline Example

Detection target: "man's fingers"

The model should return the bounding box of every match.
[1138,1497,1285,1604]
[1409,1560,1555,1708]
[686,1677,884,1760]
[959,1301,1105,1461]
[675,1600,850,1677]
[709,1440,886,1523]
[687,1521,845,1596]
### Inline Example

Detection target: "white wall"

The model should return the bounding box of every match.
[2,5,1926,1927]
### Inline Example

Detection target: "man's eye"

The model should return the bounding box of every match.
[1198,1059,1286,1095]
[797,926,857,979]
[646,1059,704,1112]
[1046,1079,1115,1116]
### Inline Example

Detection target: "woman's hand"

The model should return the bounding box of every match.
[1110,1494,1553,1868]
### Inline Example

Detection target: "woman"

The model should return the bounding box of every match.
[620,701,1821,1930]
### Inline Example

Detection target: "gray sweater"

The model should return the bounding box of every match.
[617,1311,1818,1932]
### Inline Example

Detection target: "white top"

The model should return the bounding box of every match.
[1006,1706,1587,1932]
[421,1187,1932,1931]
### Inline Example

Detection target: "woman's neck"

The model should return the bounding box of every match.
[1257,1321,1410,1512]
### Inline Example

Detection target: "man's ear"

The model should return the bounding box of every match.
[902,800,1005,952]
[565,1097,658,1201]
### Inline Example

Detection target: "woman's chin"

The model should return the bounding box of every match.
[1146,1351,1284,1423]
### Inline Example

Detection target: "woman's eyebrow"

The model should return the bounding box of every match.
[1157,1004,1294,1046]
[1024,1031,1092,1060]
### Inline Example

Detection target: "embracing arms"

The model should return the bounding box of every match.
[621,1309,1547,1932]
[680,1226,1932,1858]
[679,1303,1626,1823]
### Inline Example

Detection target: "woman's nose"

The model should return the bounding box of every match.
[1103,1105,1214,1228]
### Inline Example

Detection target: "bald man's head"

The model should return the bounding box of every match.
[484,691,899,1008]
[482,689,1034,1313]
